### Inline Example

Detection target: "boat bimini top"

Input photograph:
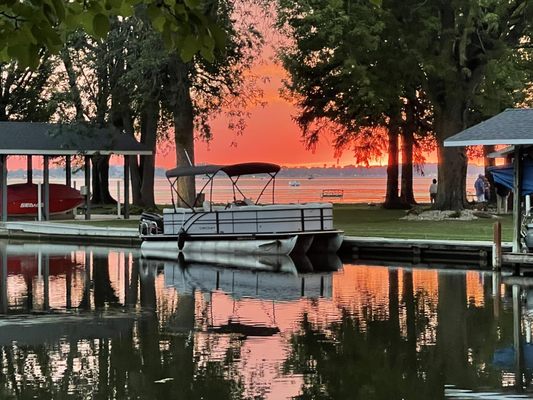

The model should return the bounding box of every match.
[165,162,281,211]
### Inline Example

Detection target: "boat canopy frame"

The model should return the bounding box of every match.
[165,162,281,211]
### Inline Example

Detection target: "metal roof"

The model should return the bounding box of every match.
[444,108,533,147]
[0,122,152,155]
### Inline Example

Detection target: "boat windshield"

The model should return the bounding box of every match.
[166,162,280,211]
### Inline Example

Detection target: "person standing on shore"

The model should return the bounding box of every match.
[429,179,438,204]
[474,174,486,202]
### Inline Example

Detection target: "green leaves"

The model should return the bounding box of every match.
[145,0,225,63]
[92,13,110,38]
[0,0,225,68]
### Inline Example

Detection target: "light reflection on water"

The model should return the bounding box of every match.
[0,242,532,399]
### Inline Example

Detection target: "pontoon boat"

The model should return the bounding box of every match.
[139,162,343,256]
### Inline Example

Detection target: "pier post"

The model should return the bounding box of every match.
[493,221,502,270]
[0,242,7,314]
[84,155,91,220]
[37,182,42,221]
[513,145,523,253]
[117,179,121,218]
[43,155,50,221]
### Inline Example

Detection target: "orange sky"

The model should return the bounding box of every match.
[157,63,359,169]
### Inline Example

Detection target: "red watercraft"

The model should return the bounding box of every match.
[1,183,84,216]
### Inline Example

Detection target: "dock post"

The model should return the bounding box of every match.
[117,179,121,218]
[0,242,7,314]
[37,182,42,221]
[493,221,502,270]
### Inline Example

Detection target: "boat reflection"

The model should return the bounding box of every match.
[143,255,334,301]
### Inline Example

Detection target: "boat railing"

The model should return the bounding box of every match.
[164,203,334,235]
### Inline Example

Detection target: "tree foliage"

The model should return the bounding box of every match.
[279,0,533,209]
[0,54,56,121]
[277,0,431,207]
[398,0,533,209]
[0,0,224,68]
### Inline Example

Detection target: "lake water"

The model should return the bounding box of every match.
[0,242,531,399]
[59,176,477,205]
[11,175,481,205]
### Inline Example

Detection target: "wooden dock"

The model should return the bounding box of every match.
[0,221,140,246]
[341,236,513,266]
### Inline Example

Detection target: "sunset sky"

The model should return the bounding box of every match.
[158,63,358,169]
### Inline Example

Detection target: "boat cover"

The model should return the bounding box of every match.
[165,162,280,178]
[221,162,280,177]
[166,164,222,178]
[488,161,533,195]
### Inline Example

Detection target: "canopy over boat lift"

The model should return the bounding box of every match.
[0,122,151,222]
[444,108,533,252]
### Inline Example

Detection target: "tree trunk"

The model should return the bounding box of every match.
[91,155,116,204]
[110,80,142,206]
[383,124,407,209]
[400,128,416,205]
[435,105,468,210]
[61,48,84,121]
[139,100,159,208]
[400,96,417,205]
[168,55,195,206]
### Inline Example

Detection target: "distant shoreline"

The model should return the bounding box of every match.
[5,163,485,180]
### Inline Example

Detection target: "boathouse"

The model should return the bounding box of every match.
[444,108,533,252]
[0,121,152,221]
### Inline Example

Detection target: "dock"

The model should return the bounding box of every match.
[0,221,140,246]
[0,220,528,268]
[341,236,513,266]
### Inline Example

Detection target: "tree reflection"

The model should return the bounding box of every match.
[0,249,245,400]
[284,269,513,399]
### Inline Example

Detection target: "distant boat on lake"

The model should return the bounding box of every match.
[289,181,301,187]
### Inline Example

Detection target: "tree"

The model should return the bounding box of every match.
[277,0,431,209]
[161,0,265,206]
[56,29,120,204]
[0,54,55,121]
[397,0,533,209]
[0,0,224,68]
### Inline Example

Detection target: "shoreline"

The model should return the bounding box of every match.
[0,217,505,268]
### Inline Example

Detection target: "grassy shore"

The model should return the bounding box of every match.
[63,203,514,241]
[333,204,513,241]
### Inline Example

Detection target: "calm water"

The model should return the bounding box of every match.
[0,242,531,399]
[51,176,478,205]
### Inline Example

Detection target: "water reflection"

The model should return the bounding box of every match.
[0,242,532,398]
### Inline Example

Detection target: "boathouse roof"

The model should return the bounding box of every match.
[0,121,151,155]
[444,108,533,147]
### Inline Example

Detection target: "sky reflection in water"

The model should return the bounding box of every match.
[0,242,531,399]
